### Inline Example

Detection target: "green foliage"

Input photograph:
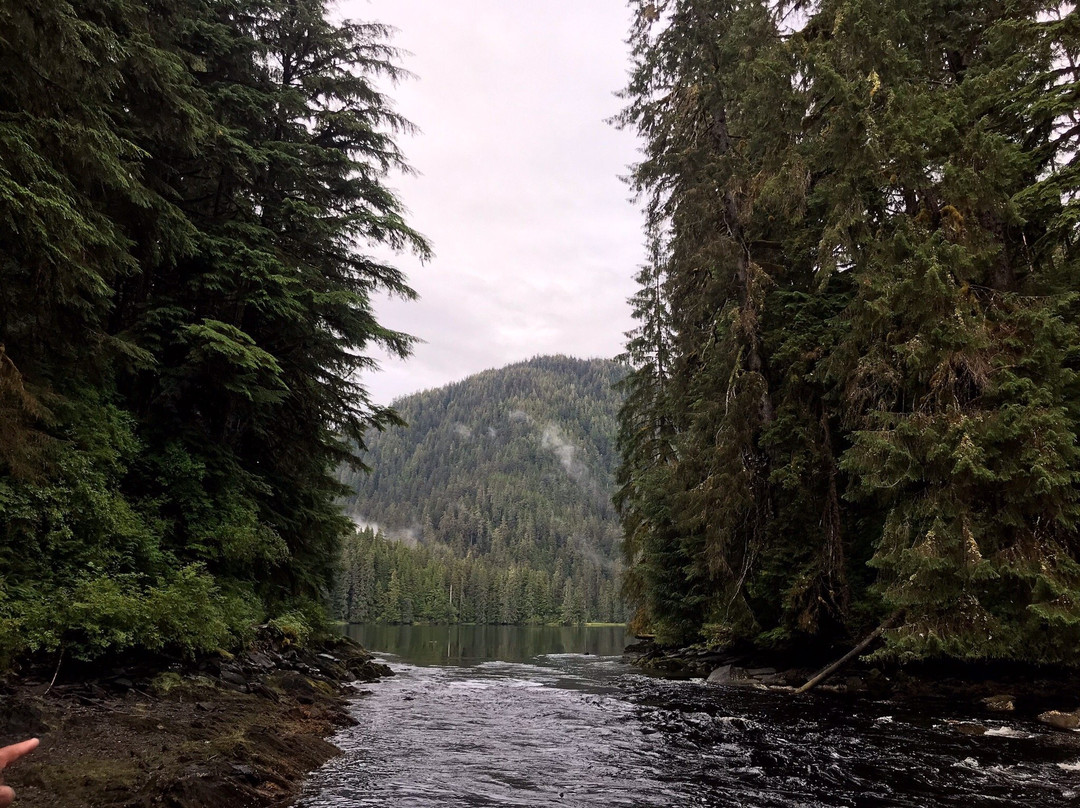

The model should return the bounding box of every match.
[616,0,1080,665]
[334,527,618,627]
[2,565,261,662]
[0,0,423,664]
[334,357,628,626]
[268,609,313,648]
[268,596,334,647]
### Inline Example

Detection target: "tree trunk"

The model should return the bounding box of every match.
[795,615,900,694]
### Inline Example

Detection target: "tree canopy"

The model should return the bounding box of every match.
[616,0,1080,665]
[0,0,426,663]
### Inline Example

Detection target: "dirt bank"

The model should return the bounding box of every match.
[0,634,391,808]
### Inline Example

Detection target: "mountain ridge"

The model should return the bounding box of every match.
[334,354,628,624]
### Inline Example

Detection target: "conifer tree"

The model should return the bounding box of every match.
[0,0,426,662]
[812,0,1080,661]
[616,0,1080,664]
[0,0,241,661]
[114,0,429,606]
[617,0,811,643]
[616,234,693,638]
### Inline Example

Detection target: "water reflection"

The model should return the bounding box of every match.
[344,623,630,666]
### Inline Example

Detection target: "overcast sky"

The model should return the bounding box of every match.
[337,0,644,404]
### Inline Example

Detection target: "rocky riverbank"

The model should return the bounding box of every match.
[626,639,1080,734]
[0,632,392,807]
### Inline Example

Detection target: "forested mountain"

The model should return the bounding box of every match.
[334,356,628,625]
[616,0,1080,665]
[0,0,423,664]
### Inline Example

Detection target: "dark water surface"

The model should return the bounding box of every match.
[297,625,1080,807]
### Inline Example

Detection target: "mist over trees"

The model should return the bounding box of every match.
[335,356,628,625]
[0,0,425,662]
[616,0,1080,664]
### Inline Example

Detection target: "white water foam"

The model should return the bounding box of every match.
[985,727,1031,739]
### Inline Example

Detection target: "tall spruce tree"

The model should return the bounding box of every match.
[0,0,235,661]
[118,0,428,604]
[617,0,1080,663]
[0,0,425,662]
[0,0,189,472]
[616,233,687,636]
[813,0,1080,661]
[114,0,429,614]
[617,0,826,644]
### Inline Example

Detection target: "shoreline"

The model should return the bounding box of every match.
[625,639,1080,731]
[8,627,1076,806]
[0,634,392,808]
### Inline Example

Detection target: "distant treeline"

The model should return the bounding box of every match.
[616,0,1080,665]
[0,0,423,663]
[336,356,628,626]
[333,529,626,625]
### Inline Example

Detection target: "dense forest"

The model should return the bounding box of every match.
[8,0,1077,675]
[335,356,628,625]
[616,0,1080,665]
[0,0,424,664]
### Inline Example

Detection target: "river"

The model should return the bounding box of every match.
[296,625,1079,807]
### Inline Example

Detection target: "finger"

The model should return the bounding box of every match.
[0,784,13,808]
[0,738,39,768]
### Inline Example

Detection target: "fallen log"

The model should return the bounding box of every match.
[795,615,900,695]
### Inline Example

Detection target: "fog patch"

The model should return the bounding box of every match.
[452,422,474,439]
[349,514,420,546]
[541,423,589,484]
[350,515,382,534]
[389,524,421,547]
[508,409,531,423]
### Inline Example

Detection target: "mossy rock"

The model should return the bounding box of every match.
[150,672,185,696]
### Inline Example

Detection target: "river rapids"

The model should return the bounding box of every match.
[296,626,1079,808]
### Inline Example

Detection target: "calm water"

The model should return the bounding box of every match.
[297,625,1080,807]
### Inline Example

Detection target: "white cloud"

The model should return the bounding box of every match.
[337,0,644,403]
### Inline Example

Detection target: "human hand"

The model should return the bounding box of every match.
[0,739,39,807]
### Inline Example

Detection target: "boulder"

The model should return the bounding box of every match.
[866,668,892,698]
[230,763,259,782]
[267,671,319,704]
[706,664,737,684]
[981,695,1015,713]
[0,697,50,737]
[844,676,868,694]
[351,661,393,682]
[706,664,761,685]
[1038,710,1080,731]
[309,656,349,681]
[220,669,248,687]
[246,652,274,673]
[953,722,988,736]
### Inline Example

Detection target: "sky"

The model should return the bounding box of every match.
[337,0,645,404]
